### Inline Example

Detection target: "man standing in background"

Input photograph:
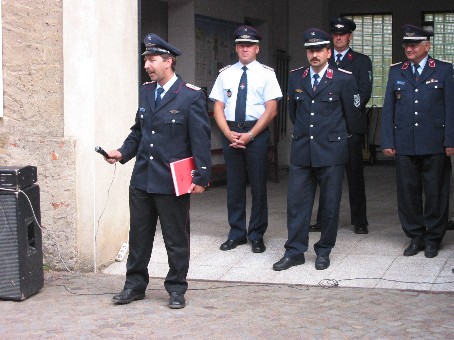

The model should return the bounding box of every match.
[209,25,282,254]
[381,25,454,258]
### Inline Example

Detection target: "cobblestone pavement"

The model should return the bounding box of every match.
[0,271,453,339]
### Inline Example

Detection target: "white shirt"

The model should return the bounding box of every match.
[209,60,283,121]
[156,73,178,100]
[309,64,329,87]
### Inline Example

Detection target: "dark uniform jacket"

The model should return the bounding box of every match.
[119,76,211,194]
[381,58,454,155]
[288,66,362,167]
[329,48,373,133]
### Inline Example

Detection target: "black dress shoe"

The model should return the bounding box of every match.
[354,224,369,234]
[403,240,424,256]
[272,255,305,271]
[315,255,330,270]
[447,219,454,231]
[424,245,439,258]
[309,222,321,232]
[112,288,145,305]
[220,238,247,251]
[169,292,186,309]
[251,239,266,253]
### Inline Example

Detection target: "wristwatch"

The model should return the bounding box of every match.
[248,131,255,141]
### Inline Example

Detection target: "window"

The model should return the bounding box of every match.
[345,14,392,107]
[423,12,454,64]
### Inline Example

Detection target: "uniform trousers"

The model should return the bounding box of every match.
[450,156,454,219]
[285,164,344,257]
[315,133,368,226]
[222,126,269,242]
[124,187,190,294]
[395,154,450,246]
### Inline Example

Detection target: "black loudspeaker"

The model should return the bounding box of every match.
[0,184,44,301]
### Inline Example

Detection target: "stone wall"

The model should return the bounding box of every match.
[0,1,78,270]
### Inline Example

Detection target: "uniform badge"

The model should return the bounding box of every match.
[139,107,146,112]
[295,89,303,93]
[401,62,409,70]
[302,68,309,78]
[170,109,179,114]
[353,94,361,108]
[326,68,333,79]
[428,59,436,68]
[227,89,232,97]
[347,53,353,61]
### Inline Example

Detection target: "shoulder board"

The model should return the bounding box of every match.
[219,65,232,73]
[390,62,402,67]
[142,81,156,86]
[290,66,305,73]
[262,64,274,71]
[338,68,352,74]
[185,83,201,91]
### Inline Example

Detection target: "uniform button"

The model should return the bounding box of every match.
[312,100,315,103]
[329,98,332,101]
[152,131,155,134]
[338,137,341,140]
[415,123,418,126]
[150,156,153,160]
[398,87,401,90]
[435,86,438,89]
[415,100,418,103]
[310,124,313,128]
[415,89,418,92]
[141,114,144,118]
[172,119,175,123]
[150,144,154,147]
[311,112,314,116]
[310,136,314,139]
[415,112,418,115]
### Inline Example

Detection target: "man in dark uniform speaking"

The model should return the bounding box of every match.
[104,33,211,308]
[273,28,362,271]
[381,25,454,258]
[310,17,373,235]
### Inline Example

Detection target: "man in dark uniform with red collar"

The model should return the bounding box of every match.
[310,17,373,235]
[104,33,211,308]
[381,25,454,258]
[273,28,361,271]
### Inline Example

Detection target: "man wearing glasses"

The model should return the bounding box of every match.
[381,24,454,258]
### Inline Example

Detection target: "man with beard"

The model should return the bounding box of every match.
[273,28,361,271]
[104,33,211,308]
[310,17,373,235]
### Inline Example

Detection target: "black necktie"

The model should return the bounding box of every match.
[336,53,342,65]
[235,66,248,124]
[155,87,164,106]
[413,63,420,81]
[312,74,320,91]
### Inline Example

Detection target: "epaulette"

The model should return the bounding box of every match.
[142,81,156,85]
[390,62,402,67]
[185,83,201,91]
[262,64,274,72]
[290,66,305,73]
[219,65,232,73]
[338,68,352,74]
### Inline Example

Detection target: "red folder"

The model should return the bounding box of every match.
[170,157,196,196]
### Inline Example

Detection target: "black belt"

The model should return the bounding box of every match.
[227,120,257,128]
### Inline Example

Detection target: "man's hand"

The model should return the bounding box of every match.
[188,184,206,194]
[446,147,454,157]
[382,148,396,157]
[228,131,246,149]
[105,150,123,164]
